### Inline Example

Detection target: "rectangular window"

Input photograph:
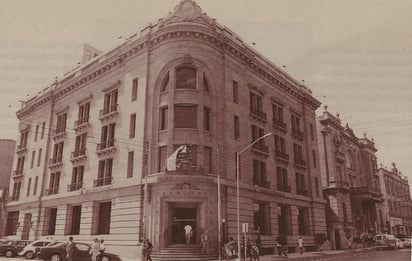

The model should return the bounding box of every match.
[31,150,36,168]
[160,107,168,130]
[127,151,134,178]
[37,148,42,167]
[47,172,60,195]
[34,125,39,141]
[33,176,38,196]
[103,89,118,115]
[96,158,113,187]
[278,205,291,235]
[70,205,82,235]
[77,102,90,125]
[272,103,284,123]
[250,92,264,118]
[131,77,138,101]
[293,143,304,165]
[234,115,240,140]
[100,123,115,149]
[46,208,57,235]
[315,177,319,196]
[310,124,314,141]
[253,202,271,235]
[253,159,268,188]
[52,142,64,164]
[274,135,286,153]
[69,166,84,192]
[6,211,19,236]
[130,113,136,138]
[296,173,306,196]
[41,122,46,139]
[233,80,238,103]
[74,133,87,157]
[277,167,289,192]
[291,114,301,132]
[11,181,21,201]
[297,207,309,235]
[204,146,213,173]
[174,104,197,128]
[97,201,112,234]
[312,150,317,168]
[19,130,28,148]
[26,178,32,197]
[158,146,167,172]
[16,156,25,175]
[55,113,67,134]
[203,107,211,131]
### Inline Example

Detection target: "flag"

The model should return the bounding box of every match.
[166,145,186,171]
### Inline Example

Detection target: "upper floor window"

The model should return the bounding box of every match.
[204,146,213,173]
[250,92,264,115]
[293,143,305,166]
[96,158,113,187]
[129,113,136,138]
[51,142,64,164]
[233,80,239,103]
[41,122,46,139]
[19,130,28,148]
[161,72,169,92]
[103,89,118,115]
[34,125,39,141]
[291,114,301,132]
[100,123,115,149]
[47,172,60,195]
[160,107,168,130]
[203,107,211,131]
[176,67,196,89]
[203,73,210,93]
[174,104,197,128]
[272,103,284,124]
[158,146,167,172]
[253,159,268,188]
[131,77,138,101]
[11,181,21,201]
[346,152,355,170]
[55,113,67,134]
[77,102,90,125]
[234,115,240,140]
[274,135,286,153]
[296,172,306,196]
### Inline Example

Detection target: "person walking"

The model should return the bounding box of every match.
[225,237,237,261]
[297,237,304,254]
[200,230,209,254]
[144,239,153,261]
[90,238,100,261]
[184,224,193,244]
[66,237,75,261]
[250,243,260,261]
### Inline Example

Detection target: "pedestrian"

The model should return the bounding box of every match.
[66,237,75,261]
[250,243,260,261]
[200,230,209,254]
[255,235,262,255]
[144,239,153,261]
[90,238,100,261]
[347,236,352,249]
[225,237,236,261]
[246,238,252,261]
[297,236,304,254]
[100,239,105,255]
[184,224,193,244]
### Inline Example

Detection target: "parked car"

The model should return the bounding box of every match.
[0,240,32,257]
[400,237,411,248]
[37,241,121,261]
[18,239,52,259]
[395,238,404,249]
[373,234,397,250]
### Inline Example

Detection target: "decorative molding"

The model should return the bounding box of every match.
[77,94,93,104]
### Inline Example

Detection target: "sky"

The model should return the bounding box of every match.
[0,0,411,181]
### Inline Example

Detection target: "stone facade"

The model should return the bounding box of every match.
[317,107,385,250]
[3,0,328,259]
[378,165,412,236]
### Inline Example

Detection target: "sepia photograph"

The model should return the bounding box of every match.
[0,0,411,260]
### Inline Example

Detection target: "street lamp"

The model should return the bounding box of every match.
[236,132,273,260]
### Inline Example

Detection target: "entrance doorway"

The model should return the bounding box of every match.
[334,229,341,250]
[171,208,197,244]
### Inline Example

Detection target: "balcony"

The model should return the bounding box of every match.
[8,195,19,202]
[294,158,307,169]
[96,139,116,156]
[273,119,287,132]
[99,104,119,121]
[67,182,83,192]
[48,157,63,168]
[292,128,304,140]
[275,150,289,162]
[277,184,291,193]
[52,127,66,140]
[250,108,267,122]
[350,186,383,202]
[45,187,59,196]
[251,142,269,156]
[254,180,271,189]
[12,169,24,179]
[74,117,90,131]
[71,148,87,162]
[15,144,27,154]
[297,189,309,196]
[94,177,113,187]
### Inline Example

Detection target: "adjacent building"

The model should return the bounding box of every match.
[2,0,328,259]
[0,139,16,237]
[317,107,384,250]
[378,164,412,236]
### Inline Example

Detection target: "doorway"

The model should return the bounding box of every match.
[21,213,32,240]
[334,229,341,250]
[171,208,197,244]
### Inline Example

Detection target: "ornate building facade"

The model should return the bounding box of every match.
[378,164,412,236]
[3,0,328,259]
[317,107,384,250]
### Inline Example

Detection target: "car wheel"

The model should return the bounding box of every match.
[5,250,14,257]
[25,251,35,259]
[50,253,62,261]
[101,255,111,261]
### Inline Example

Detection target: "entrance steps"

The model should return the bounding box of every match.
[152,244,218,261]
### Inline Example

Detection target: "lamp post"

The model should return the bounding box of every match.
[236,132,273,260]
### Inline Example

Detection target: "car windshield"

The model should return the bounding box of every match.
[50,242,68,247]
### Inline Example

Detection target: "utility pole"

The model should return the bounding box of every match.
[217,147,222,261]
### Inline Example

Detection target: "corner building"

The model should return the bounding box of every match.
[4,0,327,258]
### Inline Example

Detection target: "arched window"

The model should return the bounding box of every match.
[176,67,197,89]
[161,71,169,92]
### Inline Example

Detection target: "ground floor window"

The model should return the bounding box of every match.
[45,208,57,235]
[69,205,82,235]
[253,202,271,235]
[278,205,291,235]
[297,207,310,235]
[97,201,112,234]
[6,211,19,235]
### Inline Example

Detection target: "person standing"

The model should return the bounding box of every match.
[99,239,105,255]
[66,237,75,261]
[184,224,193,244]
[144,239,153,261]
[297,237,304,254]
[90,238,100,261]
[200,230,209,254]
[250,243,260,261]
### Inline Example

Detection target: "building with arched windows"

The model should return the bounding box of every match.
[317,107,385,250]
[3,0,328,259]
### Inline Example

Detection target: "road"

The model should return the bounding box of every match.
[320,249,411,261]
